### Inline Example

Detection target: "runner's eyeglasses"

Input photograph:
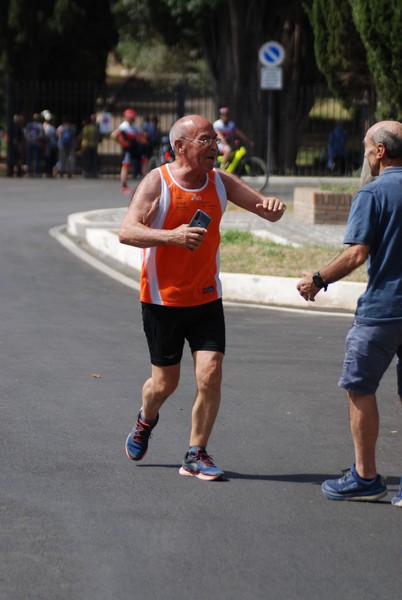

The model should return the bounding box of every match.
[180,137,221,147]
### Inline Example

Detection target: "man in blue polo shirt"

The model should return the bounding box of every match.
[297,120,402,507]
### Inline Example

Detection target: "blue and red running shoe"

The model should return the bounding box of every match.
[179,448,225,481]
[125,411,159,461]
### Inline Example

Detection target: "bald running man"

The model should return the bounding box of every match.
[119,114,286,481]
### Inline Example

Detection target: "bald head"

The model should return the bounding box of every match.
[366,121,402,160]
[169,115,212,151]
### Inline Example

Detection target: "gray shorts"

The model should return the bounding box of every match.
[338,320,402,395]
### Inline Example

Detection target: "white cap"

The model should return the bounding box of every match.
[41,110,53,122]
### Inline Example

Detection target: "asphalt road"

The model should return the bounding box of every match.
[1,178,402,600]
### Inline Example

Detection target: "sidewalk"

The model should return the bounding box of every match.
[60,176,365,314]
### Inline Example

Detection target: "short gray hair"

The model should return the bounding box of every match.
[169,117,196,153]
[372,127,402,159]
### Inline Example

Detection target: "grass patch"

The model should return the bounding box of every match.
[220,229,367,282]
[320,183,358,194]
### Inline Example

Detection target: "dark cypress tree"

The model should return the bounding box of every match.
[309,0,373,107]
[351,0,402,118]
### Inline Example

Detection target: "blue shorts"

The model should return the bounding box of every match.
[142,299,226,367]
[338,320,402,395]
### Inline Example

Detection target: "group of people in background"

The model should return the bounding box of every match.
[9,108,161,184]
[10,105,346,187]
[11,111,82,178]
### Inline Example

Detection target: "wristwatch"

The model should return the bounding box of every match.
[312,271,328,291]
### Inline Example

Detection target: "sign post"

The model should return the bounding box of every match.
[258,41,285,175]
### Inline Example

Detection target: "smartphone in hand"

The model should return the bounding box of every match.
[188,209,211,251]
[189,209,211,229]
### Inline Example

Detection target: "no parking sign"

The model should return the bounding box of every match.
[258,41,286,173]
[258,41,285,67]
[259,41,285,90]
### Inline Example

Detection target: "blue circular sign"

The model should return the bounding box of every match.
[258,41,285,67]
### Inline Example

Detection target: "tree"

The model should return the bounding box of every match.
[113,0,321,172]
[309,0,374,107]
[309,0,402,122]
[111,0,210,82]
[350,0,402,119]
[308,0,376,145]
[1,0,117,83]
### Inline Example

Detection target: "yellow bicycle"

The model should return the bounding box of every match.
[216,142,268,192]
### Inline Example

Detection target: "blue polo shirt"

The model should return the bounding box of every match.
[343,167,402,323]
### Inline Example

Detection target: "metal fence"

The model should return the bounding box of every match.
[2,77,216,177]
[1,77,365,177]
[294,93,368,176]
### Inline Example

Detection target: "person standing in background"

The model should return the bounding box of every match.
[96,104,113,137]
[111,108,141,194]
[80,114,101,178]
[24,113,44,177]
[327,121,348,174]
[41,110,58,178]
[11,114,25,177]
[56,116,77,178]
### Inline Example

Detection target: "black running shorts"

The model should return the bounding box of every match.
[141,299,226,366]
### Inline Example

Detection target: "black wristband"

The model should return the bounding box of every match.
[313,271,328,291]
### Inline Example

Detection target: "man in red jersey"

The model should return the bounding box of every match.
[111,108,141,194]
[119,114,286,481]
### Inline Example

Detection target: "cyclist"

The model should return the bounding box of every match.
[213,106,252,167]
[111,108,141,194]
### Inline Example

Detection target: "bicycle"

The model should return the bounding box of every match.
[215,141,269,192]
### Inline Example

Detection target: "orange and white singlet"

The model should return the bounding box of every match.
[140,164,227,306]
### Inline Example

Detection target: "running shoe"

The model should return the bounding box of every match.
[125,411,159,461]
[179,448,225,481]
[121,185,132,195]
[391,478,402,507]
[322,464,387,502]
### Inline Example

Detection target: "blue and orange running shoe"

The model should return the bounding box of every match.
[179,448,225,481]
[322,464,387,502]
[125,411,159,461]
[391,478,402,507]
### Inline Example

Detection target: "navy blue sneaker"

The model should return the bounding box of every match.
[125,411,159,461]
[391,478,402,507]
[322,464,387,501]
[179,448,225,481]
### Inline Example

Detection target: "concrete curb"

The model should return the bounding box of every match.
[66,210,365,313]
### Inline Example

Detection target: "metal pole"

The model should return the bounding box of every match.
[266,90,273,175]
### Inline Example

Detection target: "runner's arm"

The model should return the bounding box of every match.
[220,170,286,222]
